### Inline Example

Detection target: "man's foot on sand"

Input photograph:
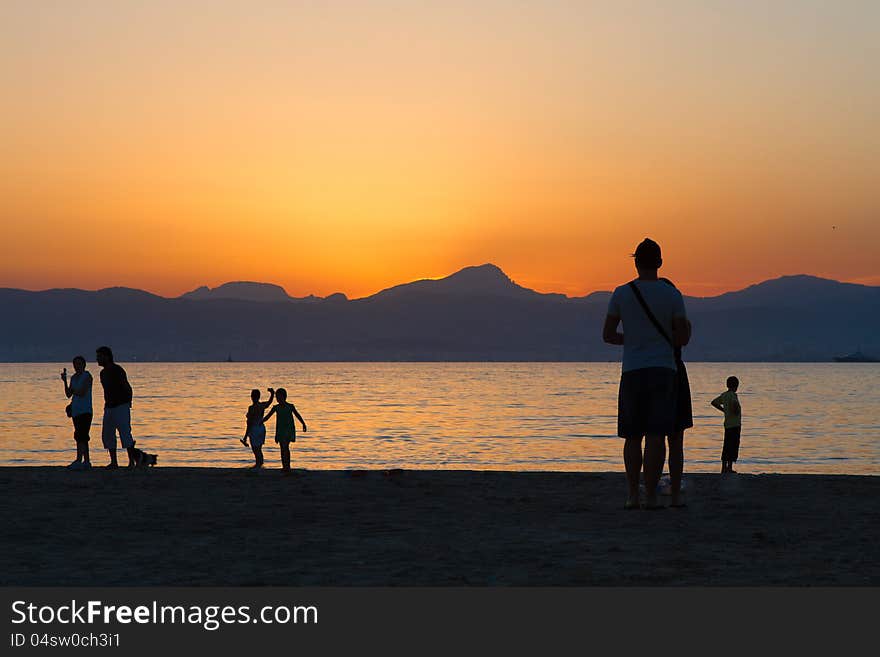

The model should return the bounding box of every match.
[249,463,262,469]
[80,461,92,470]
[68,460,82,470]
[105,463,118,469]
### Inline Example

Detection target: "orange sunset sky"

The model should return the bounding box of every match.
[1,1,878,299]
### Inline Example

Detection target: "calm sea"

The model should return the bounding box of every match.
[0,363,877,474]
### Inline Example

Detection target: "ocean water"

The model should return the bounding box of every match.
[0,363,877,474]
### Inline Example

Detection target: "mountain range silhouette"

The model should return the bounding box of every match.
[1,265,878,361]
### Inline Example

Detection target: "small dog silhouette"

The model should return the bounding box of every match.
[130,447,157,468]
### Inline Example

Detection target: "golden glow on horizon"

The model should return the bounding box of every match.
[1,1,878,298]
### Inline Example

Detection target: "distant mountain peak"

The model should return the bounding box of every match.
[178,281,348,303]
[698,272,879,310]
[368,263,545,301]
[750,274,843,288]
[455,262,507,276]
[94,286,163,301]
[444,263,517,288]
[756,273,876,294]
[180,281,291,303]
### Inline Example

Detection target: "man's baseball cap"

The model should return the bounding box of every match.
[632,238,662,268]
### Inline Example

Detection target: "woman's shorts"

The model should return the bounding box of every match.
[72,412,92,443]
[672,361,694,433]
[617,367,677,438]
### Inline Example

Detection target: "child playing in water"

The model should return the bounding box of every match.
[262,388,307,472]
[241,388,274,468]
[711,376,742,474]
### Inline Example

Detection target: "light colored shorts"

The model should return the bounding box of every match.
[248,423,266,448]
[102,404,134,450]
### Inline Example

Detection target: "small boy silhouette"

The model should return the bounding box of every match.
[262,388,307,472]
[711,376,742,474]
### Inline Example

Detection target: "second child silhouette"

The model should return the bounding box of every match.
[262,388,307,472]
[241,387,274,468]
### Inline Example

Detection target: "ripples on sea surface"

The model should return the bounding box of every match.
[0,363,877,474]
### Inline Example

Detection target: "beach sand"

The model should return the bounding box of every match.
[1,467,877,585]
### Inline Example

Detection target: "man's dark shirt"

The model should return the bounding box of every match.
[100,363,133,408]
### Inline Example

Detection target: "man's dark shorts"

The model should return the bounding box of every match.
[722,425,741,462]
[617,367,677,438]
[72,412,92,443]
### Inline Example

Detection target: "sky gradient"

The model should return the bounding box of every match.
[2,1,878,298]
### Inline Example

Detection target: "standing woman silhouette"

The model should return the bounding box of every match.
[661,278,693,507]
[61,356,93,469]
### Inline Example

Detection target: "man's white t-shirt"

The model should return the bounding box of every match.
[607,279,687,373]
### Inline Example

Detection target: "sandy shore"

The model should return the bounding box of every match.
[1,467,877,585]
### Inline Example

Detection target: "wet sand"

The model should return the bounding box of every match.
[1,467,877,585]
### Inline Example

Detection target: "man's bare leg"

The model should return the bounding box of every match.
[623,437,643,507]
[644,435,666,508]
[668,431,684,506]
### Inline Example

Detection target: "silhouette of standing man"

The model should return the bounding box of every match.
[96,346,137,468]
[603,239,689,509]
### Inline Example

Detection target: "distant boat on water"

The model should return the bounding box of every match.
[833,350,878,363]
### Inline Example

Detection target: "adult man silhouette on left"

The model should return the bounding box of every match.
[96,346,136,468]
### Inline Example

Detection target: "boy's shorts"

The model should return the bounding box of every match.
[102,404,135,450]
[722,425,741,462]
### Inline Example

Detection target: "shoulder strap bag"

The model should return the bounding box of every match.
[628,281,674,348]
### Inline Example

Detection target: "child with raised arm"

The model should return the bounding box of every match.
[262,388,307,472]
[711,376,742,474]
[241,388,274,468]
